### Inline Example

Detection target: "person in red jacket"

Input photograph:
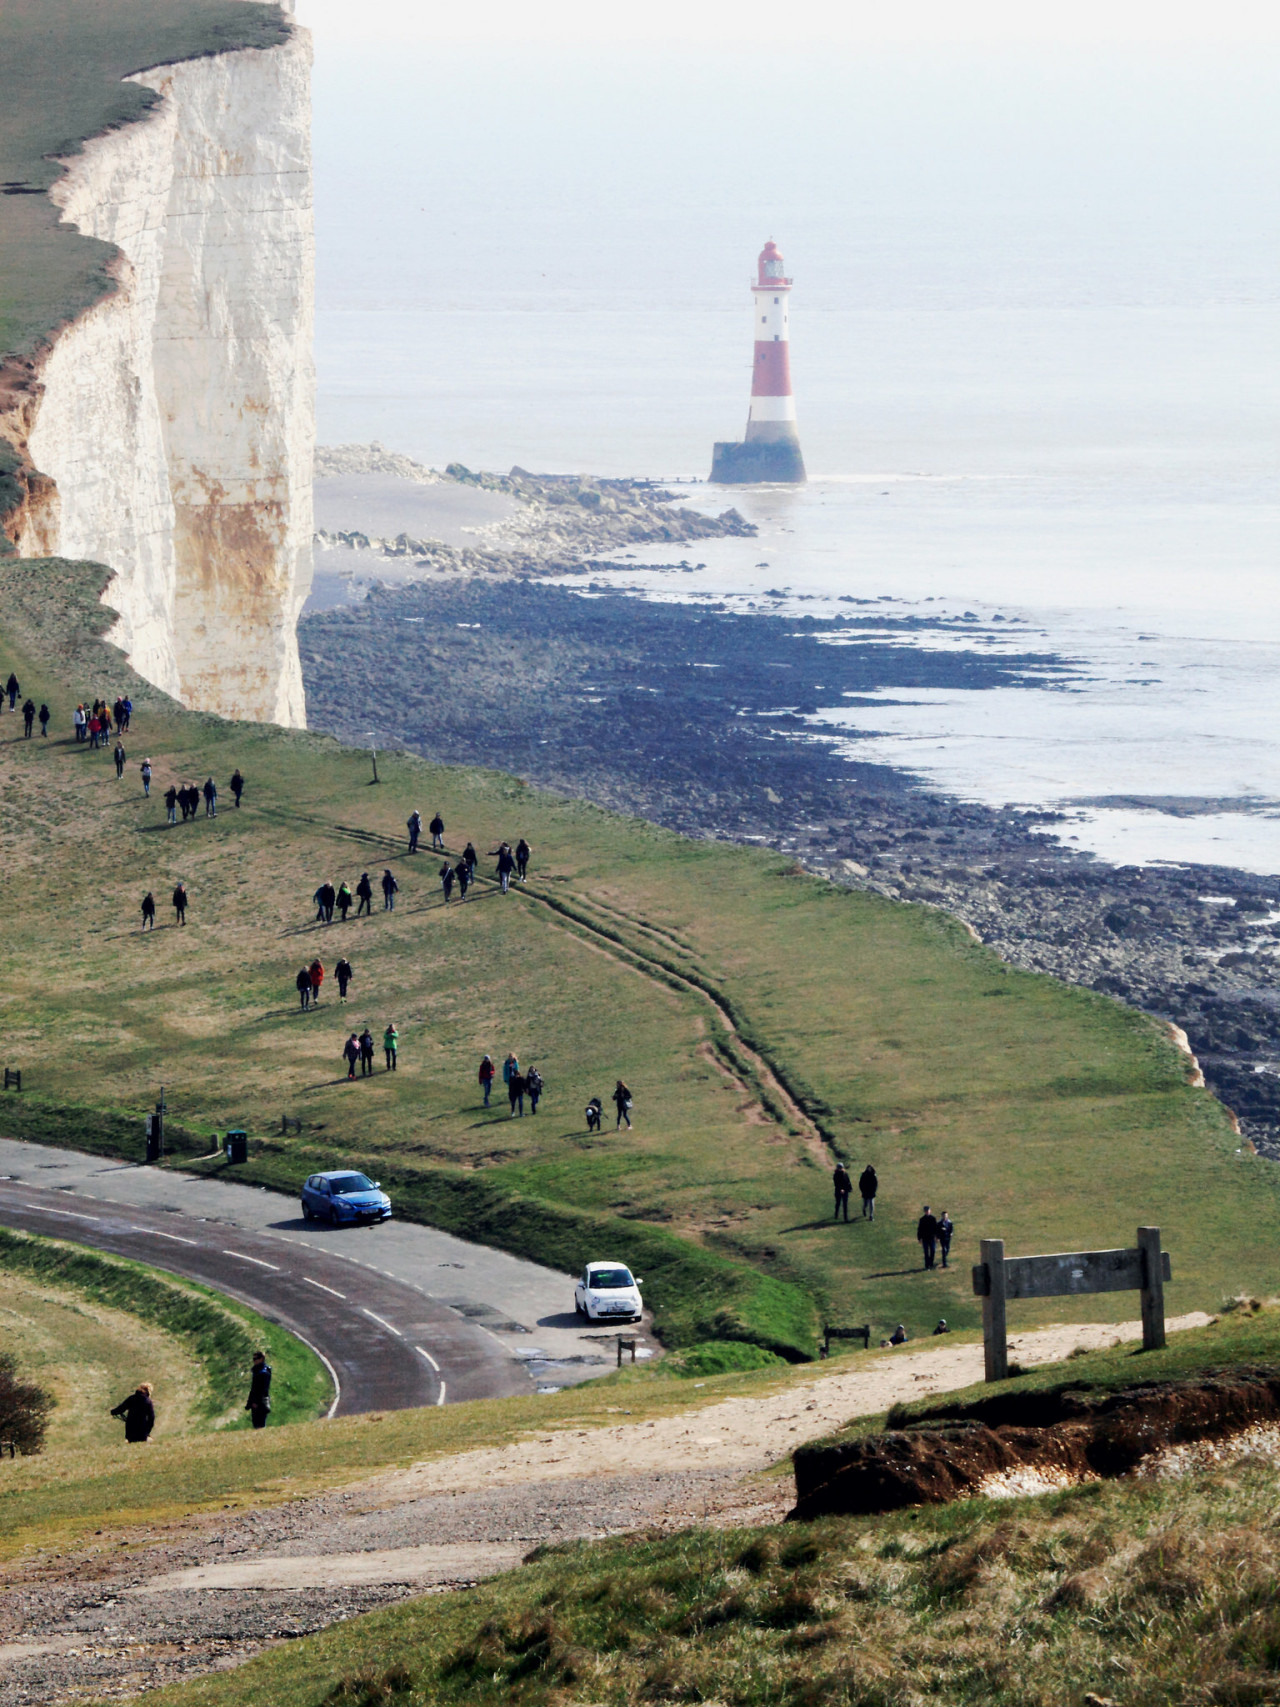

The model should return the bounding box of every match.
[309,959,324,1007]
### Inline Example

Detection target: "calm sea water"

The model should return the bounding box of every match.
[306,38,1280,871]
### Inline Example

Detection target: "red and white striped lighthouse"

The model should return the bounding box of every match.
[710,239,806,484]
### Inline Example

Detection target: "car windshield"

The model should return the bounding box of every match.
[329,1173,375,1195]
[589,1268,633,1290]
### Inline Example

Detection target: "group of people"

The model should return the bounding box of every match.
[165,773,242,823]
[112,1352,272,1442]
[584,1082,634,1131]
[831,1162,879,1222]
[915,1205,954,1270]
[74,695,131,745]
[312,870,398,922]
[479,1053,545,1116]
[342,1025,399,1076]
[8,688,49,738]
[140,883,189,929]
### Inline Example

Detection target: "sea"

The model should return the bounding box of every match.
[302,34,1280,874]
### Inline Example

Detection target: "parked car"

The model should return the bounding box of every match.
[574,1262,644,1322]
[301,1170,392,1225]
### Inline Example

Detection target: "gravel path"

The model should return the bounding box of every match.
[0,1314,1205,1705]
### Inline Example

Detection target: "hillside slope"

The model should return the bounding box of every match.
[0,555,1272,1355]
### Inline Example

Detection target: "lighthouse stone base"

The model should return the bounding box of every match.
[709,441,806,484]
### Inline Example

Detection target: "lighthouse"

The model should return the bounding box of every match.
[710,239,806,484]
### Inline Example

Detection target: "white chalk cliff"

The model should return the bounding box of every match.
[12,17,314,726]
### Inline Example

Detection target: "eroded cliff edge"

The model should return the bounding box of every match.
[0,6,314,727]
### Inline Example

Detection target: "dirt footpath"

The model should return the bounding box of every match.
[0,1314,1208,1705]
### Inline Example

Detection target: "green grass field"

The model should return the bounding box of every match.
[0,554,1275,1365]
[0,0,288,369]
[80,1307,1280,1707]
[0,1226,332,1440]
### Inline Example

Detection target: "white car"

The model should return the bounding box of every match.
[575,1262,644,1322]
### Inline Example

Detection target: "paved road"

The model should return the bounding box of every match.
[0,1138,639,1411]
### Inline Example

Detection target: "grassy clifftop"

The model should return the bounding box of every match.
[0,0,289,365]
[0,556,1271,1360]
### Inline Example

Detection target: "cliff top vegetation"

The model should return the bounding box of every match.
[0,0,289,366]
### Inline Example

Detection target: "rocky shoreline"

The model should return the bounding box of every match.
[299,574,1280,1159]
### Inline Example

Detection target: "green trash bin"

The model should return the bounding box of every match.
[225,1129,248,1164]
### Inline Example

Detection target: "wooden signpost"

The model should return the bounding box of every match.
[971,1227,1171,1382]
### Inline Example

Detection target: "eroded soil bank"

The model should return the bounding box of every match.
[299,576,1280,1156]
[790,1369,1280,1519]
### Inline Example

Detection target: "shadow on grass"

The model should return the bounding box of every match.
[866,1268,931,1279]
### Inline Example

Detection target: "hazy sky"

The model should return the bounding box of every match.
[295,0,1280,47]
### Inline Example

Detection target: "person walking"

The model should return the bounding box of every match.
[916,1205,940,1271]
[113,740,127,778]
[515,838,531,882]
[613,1079,633,1130]
[508,1066,526,1117]
[245,1351,272,1428]
[140,891,156,932]
[381,869,398,911]
[110,1383,155,1443]
[478,1054,495,1106]
[74,704,86,743]
[502,1053,519,1098]
[230,769,244,808]
[355,872,373,917]
[37,703,49,737]
[525,1065,543,1114]
[321,880,336,924]
[359,1027,375,1077]
[858,1164,878,1220]
[407,810,422,854]
[429,811,445,851]
[140,758,152,797]
[172,881,188,926]
[113,697,125,733]
[120,695,132,732]
[164,783,178,826]
[494,842,515,893]
[5,672,18,711]
[308,959,325,1007]
[462,841,478,876]
[936,1210,954,1269]
[343,1032,361,1080]
[383,1021,399,1071]
[203,777,217,817]
[336,879,353,921]
[455,859,470,899]
[832,1162,852,1222]
[335,956,353,1002]
[21,698,34,737]
[313,881,328,924]
[439,861,455,902]
[296,966,313,1010]
[88,712,101,749]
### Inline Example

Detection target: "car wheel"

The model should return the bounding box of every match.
[328,1206,339,1226]
[301,1202,311,1222]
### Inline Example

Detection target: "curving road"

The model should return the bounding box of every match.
[0,1137,633,1414]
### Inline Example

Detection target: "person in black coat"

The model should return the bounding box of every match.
[245,1352,272,1429]
[916,1205,940,1270]
[296,966,313,1010]
[832,1162,852,1222]
[858,1164,878,1220]
[111,1383,155,1443]
[429,811,445,850]
[230,769,244,807]
[355,872,374,916]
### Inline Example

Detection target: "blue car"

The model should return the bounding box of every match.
[301,1170,392,1225]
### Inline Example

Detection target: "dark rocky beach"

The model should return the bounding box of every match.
[299,572,1280,1160]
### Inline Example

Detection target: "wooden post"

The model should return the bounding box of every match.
[1137,1226,1166,1351]
[980,1238,1008,1382]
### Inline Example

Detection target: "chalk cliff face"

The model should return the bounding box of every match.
[12,25,314,726]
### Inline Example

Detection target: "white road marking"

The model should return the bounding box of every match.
[303,1277,347,1299]
[415,1345,440,1372]
[136,1228,198,1245]
[222,1250,280,1270]
[23,1205,100,1221]
[287,1329,342,1420]
[362,1308,402,1337]
[436,1382,446,1406]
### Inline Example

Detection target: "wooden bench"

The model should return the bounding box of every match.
[820,1324,871,1359]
